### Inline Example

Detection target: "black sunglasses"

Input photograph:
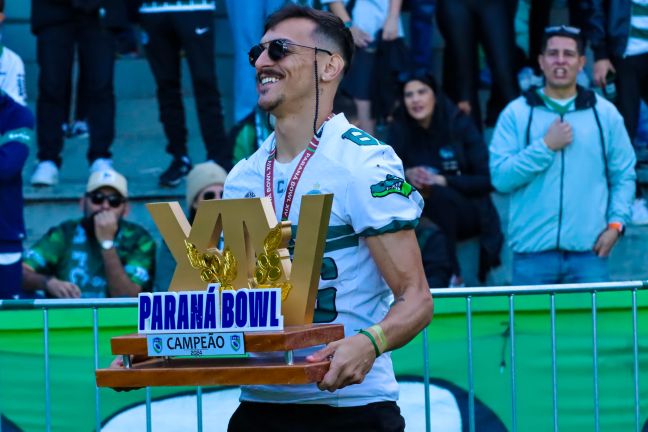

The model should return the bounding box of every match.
[201,190,222,201]
[87,191,125,208]
[544,25,581,35]
[248,39,333,67]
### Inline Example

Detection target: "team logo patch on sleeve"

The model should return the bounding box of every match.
[342,128,381,146]
[370,174,413,198]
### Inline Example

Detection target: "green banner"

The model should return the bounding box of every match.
[1,291,647,431]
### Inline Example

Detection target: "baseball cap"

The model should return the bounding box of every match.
[186,161,228,207]
[86,169,128,198]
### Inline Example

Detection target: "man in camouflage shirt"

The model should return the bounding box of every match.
[22,169,156,298]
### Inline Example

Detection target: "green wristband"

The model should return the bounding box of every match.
[369,324,388,350]
[358,329,381,357]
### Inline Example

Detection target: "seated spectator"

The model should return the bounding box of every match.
[155,161,227,291]
[389,71,502,285]
[185,161,227,223]
[22,169,156,298]
[0,0,28,105]
[0,91,33,300]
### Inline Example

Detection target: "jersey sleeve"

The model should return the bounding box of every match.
[346,145,423,237]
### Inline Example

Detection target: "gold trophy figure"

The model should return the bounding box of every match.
[96,195,344,388]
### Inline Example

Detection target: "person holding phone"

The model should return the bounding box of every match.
[22,169,156,298]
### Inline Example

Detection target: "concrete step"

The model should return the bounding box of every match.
[23,95,231,199]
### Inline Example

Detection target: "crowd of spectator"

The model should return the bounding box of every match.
[1,0,647,299]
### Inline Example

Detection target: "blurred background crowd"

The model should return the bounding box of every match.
[1,0,648,300]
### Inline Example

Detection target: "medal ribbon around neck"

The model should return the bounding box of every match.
[265,113,334,221]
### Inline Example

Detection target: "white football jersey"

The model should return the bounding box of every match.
[0,46,27,106]
[224,113,423,406]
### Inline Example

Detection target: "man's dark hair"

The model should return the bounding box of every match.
[0,0,4,13]
[264,4,355,74]
[540,25,585,55]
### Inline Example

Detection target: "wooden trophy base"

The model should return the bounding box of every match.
[96,323,344,388]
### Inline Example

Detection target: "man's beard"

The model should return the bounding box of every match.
[258,94,285,113]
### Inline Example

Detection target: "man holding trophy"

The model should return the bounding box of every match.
[224,5,434,431]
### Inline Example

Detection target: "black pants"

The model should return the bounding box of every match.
[528,0,586,74]
[423,186,481,276]
[36,18,115,166]
[140,11,231,168]
[437,0,519,128]
[614,52,648,146]
[228,401,405,432]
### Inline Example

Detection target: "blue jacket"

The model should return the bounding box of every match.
[0,92,33,252]
[489,86,636,253]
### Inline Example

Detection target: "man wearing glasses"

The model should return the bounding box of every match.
[489,25,636,285]
[22,169,156,298]
[155,161,227,291]
[224,5,432,431]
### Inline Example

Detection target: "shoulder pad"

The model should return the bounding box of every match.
[342,128,381,146]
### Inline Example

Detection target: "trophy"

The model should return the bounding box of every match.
[95,195,344,388]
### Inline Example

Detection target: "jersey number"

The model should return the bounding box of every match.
[314,287,338,323]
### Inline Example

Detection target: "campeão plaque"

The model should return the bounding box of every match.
[95,194,344,388]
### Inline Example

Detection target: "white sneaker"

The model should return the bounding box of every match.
[89,158,113,173]
[631,198,648,225]
[30,161,59,186]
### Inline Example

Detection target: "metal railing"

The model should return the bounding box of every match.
[425,280,647,432]
[0,280,646,432]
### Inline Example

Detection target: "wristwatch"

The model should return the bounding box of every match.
[100,240,115,250]
[608,222,625,236]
